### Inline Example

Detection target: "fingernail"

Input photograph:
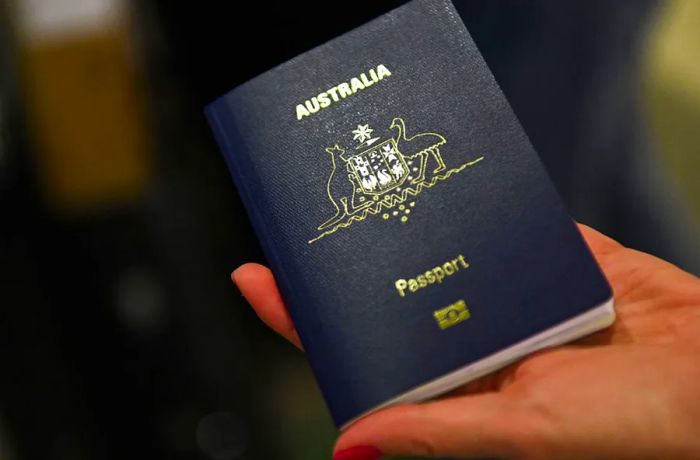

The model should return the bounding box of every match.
[332,445,382,460]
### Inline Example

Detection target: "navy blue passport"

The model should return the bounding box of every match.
[206,0,614,429]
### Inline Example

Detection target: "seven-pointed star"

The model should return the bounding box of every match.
[352,124,373,143]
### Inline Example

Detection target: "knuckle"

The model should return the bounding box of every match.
[392,405,441,457]
[402,433,439,457]
[492,405,555,460]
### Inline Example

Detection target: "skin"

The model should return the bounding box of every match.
[231,224,700,459]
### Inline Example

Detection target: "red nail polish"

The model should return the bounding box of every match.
[333,445,382,460]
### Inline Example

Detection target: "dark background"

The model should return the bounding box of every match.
[0,1,698,459]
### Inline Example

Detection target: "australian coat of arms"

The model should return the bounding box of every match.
[309,117,484,244]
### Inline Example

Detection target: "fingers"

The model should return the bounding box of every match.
[335,348,591,459]
[231,263,303,349]
[334,394,535,459]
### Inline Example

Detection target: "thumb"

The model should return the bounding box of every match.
[334,393,535,459]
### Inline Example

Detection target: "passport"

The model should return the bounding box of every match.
[205,0,615,429]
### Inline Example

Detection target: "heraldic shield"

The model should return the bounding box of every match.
[348,139,409,195]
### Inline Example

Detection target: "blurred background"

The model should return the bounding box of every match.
[0,1,698,459]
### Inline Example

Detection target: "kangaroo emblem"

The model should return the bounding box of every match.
[317,144,369,230]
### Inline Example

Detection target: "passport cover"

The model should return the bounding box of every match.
[206,0,613,428]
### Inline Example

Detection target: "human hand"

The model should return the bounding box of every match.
[232,224,700,460]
